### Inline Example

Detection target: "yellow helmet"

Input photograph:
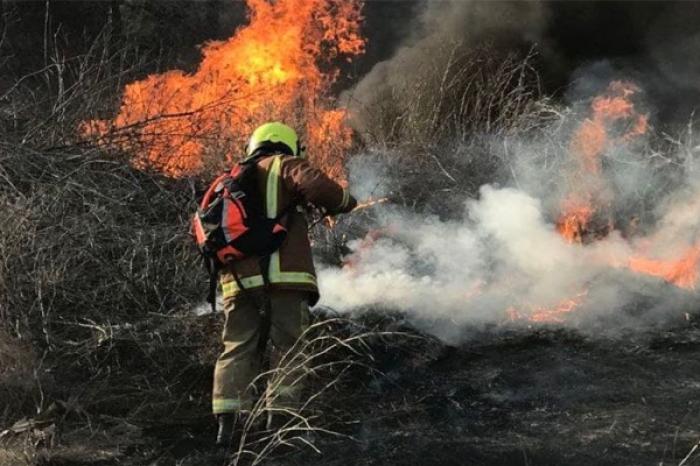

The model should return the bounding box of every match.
[245,122,303,159]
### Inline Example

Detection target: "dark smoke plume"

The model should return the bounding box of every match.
[350,1,700,125]
[348,0,549,125]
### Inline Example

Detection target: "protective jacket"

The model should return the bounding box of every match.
[219,153,356,305]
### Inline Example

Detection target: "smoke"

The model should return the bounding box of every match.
[347,0,549,128]
[317,91,700,343]
[319,0,700,341]
[350,1,700,127]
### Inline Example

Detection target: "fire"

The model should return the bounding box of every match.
[507,291,588,324]
[530,293,587,323]
[537,80,700,322]
[569,81,645,173]
[556,200,594,244]
[83,0,365,176]
[557,81,648,244]
[354,197,390,211]
[629,244,700,290]
[342,228,389,272]
[308,109,355,181]
[552,80,700,310]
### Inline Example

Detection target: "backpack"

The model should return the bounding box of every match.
[192,157,288,311]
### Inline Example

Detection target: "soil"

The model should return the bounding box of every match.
[295,323,700,466]
[3,315,700,466]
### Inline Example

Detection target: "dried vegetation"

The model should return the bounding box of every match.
[6,14,695,466]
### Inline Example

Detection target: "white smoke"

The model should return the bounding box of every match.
[317,105,700,342]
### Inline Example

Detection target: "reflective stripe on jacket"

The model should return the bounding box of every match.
[219,154,356,305]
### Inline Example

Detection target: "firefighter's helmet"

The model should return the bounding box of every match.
[245,122,303,159]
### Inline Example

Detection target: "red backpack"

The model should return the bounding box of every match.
[192,157,288,310]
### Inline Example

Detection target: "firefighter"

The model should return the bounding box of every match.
[213,122,357,446]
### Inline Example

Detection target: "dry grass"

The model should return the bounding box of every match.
[223,317,420,466]
[0,25,606,465]
[350,44,547,149]
[0,20,151,149]
[0,29,207,462]
[0,142,200,339]
[0,23,201,344]
[0,329,38,428]
[341,44,558,216]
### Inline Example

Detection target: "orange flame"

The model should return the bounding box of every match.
[556,199,594,244]
[629,244,700,290]
[554,81,700,298]
[569,81,644,173]
[342,228,389,272]
[557,81,648,244]
[530,293,587,323]
[354,197,390,211]
[83,0,365,176]
[506,291,588,324]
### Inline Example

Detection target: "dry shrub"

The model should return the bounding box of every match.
[0,142,200,345]
[0,329,38,422]
[0,144,207,465]
[0,329,35,382]
[221,317,419,466]
[0,23,203,338]
[0,22,150,149]
[0,25,219,458]
[0,25,202,349]
[351,44,544,147]
[0,36,206,434]
[346,44,557,214]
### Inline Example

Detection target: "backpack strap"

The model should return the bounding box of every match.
[204,256,219,313]
[200,173,228,210]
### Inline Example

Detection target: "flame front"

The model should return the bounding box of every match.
[84,0,364,176]
[556,81,647,244]
[507,291,589,324]
[87,4,700,324]
[558,82,700,289]
[629,244,700,290]
[516,81,699,323]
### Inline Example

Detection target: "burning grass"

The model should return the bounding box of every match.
[3,1,700,463]
[81,0,365,179]
[327,60,700,326]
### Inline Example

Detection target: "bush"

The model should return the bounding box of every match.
[0,329,37,423]
[346,44,556,215]
[0,142,200,346]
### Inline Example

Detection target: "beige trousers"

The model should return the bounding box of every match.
[212,289,310,414]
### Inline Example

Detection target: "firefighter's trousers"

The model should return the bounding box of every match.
[212,289,311,415]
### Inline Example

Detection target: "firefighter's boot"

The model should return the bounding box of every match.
[216,413,237,447]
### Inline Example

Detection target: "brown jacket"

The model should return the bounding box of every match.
[220,154,356,305]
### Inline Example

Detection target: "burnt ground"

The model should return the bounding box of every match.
[299,323,700,466]
[2,314,700,466]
